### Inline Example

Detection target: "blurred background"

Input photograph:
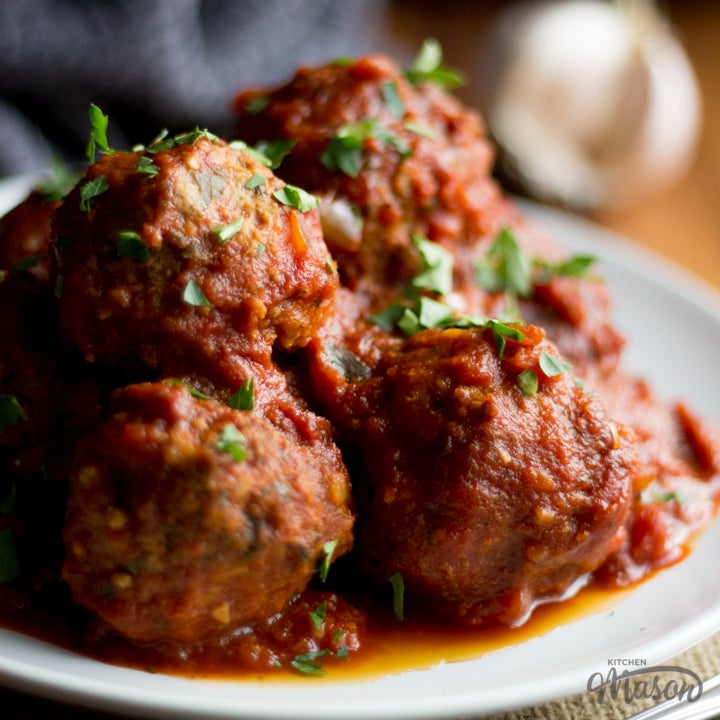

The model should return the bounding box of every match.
[0,0,718,286]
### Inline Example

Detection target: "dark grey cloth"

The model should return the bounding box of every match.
[0,0,387,175]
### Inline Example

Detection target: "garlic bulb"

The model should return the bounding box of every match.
[483,0,701,210]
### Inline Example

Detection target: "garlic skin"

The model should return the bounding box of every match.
[484,0,701,210]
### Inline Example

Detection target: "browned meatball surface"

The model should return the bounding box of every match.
[52,135,337,386]
[348,325,636,626]
[62,382,354,645]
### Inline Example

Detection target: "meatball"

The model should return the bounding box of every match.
[349,325,636,625]
[234,55,624,372]
[235,54,503,303]
[0,190,58,284]
[62,382,354,645]
[52,134,337,386]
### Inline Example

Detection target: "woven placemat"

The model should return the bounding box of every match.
[478,631,720,720]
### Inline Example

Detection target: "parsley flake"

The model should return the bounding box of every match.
[0,395,28,433]
[317,539,338,582]
[320,119,411,178]
[166,379,211,400]
[182,279,212,307]
[228,377,255,411]
[517,369,539,397]
[539,351,571,377]
[213,217,244,245]
[309,600,327,630]
[411,234,453,296]
[320,135,363,177]
[403,121,435,138]
[405,38,465,88]
[215,423,247,462]
[117,231,150,261]
[273,185,319,213]
[79,175,109,212]
[290,649,331,676]
[388,571,405,622]
[475,228,532,298]
[244,95,270,115]
[245,173,267,190]
[254,139,296,170]
[85,103,114,164]
[382,80,405,120]
[136,156,159,177]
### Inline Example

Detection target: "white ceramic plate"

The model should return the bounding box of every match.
[1,178,720,719]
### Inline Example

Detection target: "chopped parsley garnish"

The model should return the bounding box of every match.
[405,38,465,88]
[475,228,532,298]
[85,103,114,164]
[0,528,19,584]
[320,134,363,178]
[11,255,44,273]
[173,127,220,146]
[166,379,211,400]
[309,600,327,630]
[382,80,405,120]
[290,649,331,676]
[182,278,212,307]
[403,121,435,138]
[244,95,270,115]
[476,227,598,301]
[136,156,159,177]
[320,119,411,178]
[317,539,338,582]
[134,127,219,154]
[488,319,524,356]
[538,351,571,377]
[229,138,294,170]
[213,217,244,245]
[397,296,453,336]
[229,139,274,167]
[79,175,109,211]
[245,173,267,190]
[253,139,296,170]
[215,423,247,462]
[0,394,28,433]
[117,231,150,261]
[536,254,597,281]
[410,234,453,296]
[517,370,539,397]
[228,377,255,411]
[573,376,594,395]
[388,571,405,622]
[273,184,320,213]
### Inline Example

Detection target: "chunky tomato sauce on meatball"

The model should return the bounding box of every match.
[0,48,718,678]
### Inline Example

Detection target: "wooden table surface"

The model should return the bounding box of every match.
[2,2,720,719]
